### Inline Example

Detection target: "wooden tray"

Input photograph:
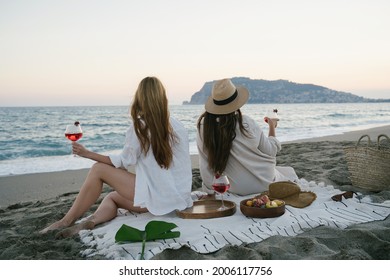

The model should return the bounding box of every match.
[176,200,236,219]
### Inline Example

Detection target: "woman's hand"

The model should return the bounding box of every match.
[264,117,278,128]
[72,141,89,158]
[264,117,277,137]
[71,142,113,165]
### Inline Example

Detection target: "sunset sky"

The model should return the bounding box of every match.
[1,0,389,106]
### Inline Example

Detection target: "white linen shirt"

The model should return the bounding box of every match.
[197,114,296,196]
[109,117,193,215]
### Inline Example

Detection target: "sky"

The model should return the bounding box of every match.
[1,0,389,106]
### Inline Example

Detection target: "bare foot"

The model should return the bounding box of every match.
[39,220,69,234]
[55,220,95,238]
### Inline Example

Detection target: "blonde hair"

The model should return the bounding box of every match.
[131,77,176,169]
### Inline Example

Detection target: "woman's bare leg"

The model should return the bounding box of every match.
[40,162,144,234]
[90,190,147,225]
[56,191,147,237]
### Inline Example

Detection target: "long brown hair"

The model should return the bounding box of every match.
[130,77,176,169]
[197,109,249,175]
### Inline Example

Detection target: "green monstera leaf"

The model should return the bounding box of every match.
[115,220,180,259]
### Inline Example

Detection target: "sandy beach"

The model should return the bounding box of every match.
[0,125,389,260]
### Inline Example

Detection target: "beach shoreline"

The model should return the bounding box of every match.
[0,125,389,260]
[284,123,390,143]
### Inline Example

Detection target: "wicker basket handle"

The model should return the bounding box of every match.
[377,134,390,149]
[356,134,371,147]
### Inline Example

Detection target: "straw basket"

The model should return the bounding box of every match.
[343,134,390,191]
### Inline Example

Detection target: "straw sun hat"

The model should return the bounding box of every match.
[205,79,249,115]
[264,181,317,208]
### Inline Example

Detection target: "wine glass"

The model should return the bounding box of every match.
[212,174,230,211]
[264,109,279,127]
[264,108,279,124]
[65,121,83,156]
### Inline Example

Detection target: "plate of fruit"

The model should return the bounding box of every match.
[240,194,285,218]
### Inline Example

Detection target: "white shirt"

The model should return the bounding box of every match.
[109,117,193,215]
[197,114,297,196]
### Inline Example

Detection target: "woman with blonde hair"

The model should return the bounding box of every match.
[197,78,298,196]
[41,77,193,237]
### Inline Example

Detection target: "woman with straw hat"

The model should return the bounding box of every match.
[196,78,298,196]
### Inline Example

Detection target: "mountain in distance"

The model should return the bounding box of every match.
[183,77,390,104]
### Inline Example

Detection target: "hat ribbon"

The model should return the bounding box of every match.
[213,89,238,106]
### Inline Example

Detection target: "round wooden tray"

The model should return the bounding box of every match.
[176,199,236,219]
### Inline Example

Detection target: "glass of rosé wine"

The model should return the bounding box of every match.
[212,174,230,211]
[65,121,83,156]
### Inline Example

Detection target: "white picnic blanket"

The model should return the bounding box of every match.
[79,179,390,260]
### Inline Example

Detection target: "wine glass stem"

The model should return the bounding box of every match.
[221,193,225,208]
[71,141,77,157]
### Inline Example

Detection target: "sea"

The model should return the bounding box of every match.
[1,103,390,177]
